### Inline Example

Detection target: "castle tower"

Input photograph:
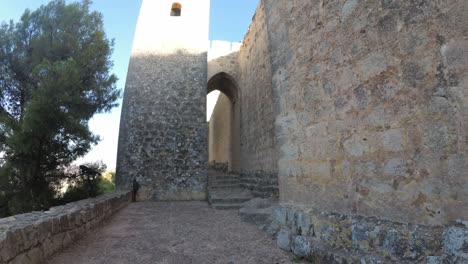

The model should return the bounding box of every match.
[116,0,210,201]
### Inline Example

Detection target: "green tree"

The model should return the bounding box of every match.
[60,161,113,204]
[0,0,119,215]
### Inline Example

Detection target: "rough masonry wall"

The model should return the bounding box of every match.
[208,41,241,81]
[116,0,209,201]
[117,52,208,201]
[0,192,131,264]
[208,93,232,165]
[264,0,467,225]
[237,1,279,198]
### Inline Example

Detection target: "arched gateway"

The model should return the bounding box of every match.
[207,72,241,172]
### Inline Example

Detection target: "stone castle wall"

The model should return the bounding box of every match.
[237,1,279,197]
[119,0,466,225]
[260,0,467,226]
[117,52,208,201]
[116,0,467,259]
[237,0,278,177]
[208,40,241,81]
[208,1,279,197]
[116,0,210,201]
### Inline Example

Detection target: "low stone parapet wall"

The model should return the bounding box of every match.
[0,191,132,264]
[265,206,468,263]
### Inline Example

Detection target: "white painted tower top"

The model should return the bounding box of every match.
[131,0,210,55]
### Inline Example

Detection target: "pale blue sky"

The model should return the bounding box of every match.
[0,0,258,169]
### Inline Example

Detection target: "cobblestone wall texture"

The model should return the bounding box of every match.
[0,192,131,264]
[116,52,208,201]
[265,205,468,263]
[116,0,209,201]
[262,0,467,226]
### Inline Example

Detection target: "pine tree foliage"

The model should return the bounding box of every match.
[0,0,119,215]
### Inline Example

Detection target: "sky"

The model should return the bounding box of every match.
[0,0,258,170]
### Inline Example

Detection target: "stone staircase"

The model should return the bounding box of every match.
[208,169,253,210]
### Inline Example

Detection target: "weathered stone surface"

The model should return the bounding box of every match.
[265,206,461,262]
[239,170,279,198]
[239,198,276,229]
[352,223,370,250]
[383,229,405,257]
[384,158,407,177]
[292,235,311,258]
[425,256,444,264]
[207,0,280,198]
[113,0,467,261]
[341,0,359,22]
[277,229,291,251]
[382,128,404,152]
[442,227,468,261]
[261,0,467,227]
[116,0,209,201]
[274,207,287,226]
[0,191,131,263]
[296,212,312,236]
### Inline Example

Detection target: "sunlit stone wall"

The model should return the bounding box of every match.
[116,0,210,201]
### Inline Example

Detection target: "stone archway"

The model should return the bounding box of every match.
[207,72,240,172]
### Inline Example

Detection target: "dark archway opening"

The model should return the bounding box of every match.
[207,72,240,173]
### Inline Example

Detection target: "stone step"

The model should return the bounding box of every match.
[210,203,244,210]
[208,183,241,189]
[239,208,272,226]
[209,187,253,195]
[208,175,239,180]
[210,197,252,204]
[238,198,278,230]
[208,175,239,179]
[207,172,253,211]
[209,179,240,185]
[209,188,254,204]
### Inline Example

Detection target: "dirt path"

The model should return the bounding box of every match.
[48,201,294,264]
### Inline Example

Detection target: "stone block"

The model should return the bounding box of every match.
[9,252,29,264]
[441,40,468,73]
[384,158,407,177]
[344,134,370,157]
[296,212,312,236]
[292,236,311,258]
[319,224,335,242]
[41,238,53,258]
[426,256,444,264]
[383,229,406,257]
[21,224,38,251]
[341,0,359,22]
[34,219,52,243]
[358,52,388,81]
[286,208,296,229]
[0,232,16,262]
[442,227,468,260]
[51,216,61,235]
[25,247,44,264]
[277,229,292,251]
[351,223,370,250]
[382,128,404,152]
[274,207,287,225]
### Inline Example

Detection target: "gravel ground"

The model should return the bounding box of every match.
[48,201,297,264]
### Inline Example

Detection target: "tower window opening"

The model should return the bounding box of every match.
[170,3,182,16]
